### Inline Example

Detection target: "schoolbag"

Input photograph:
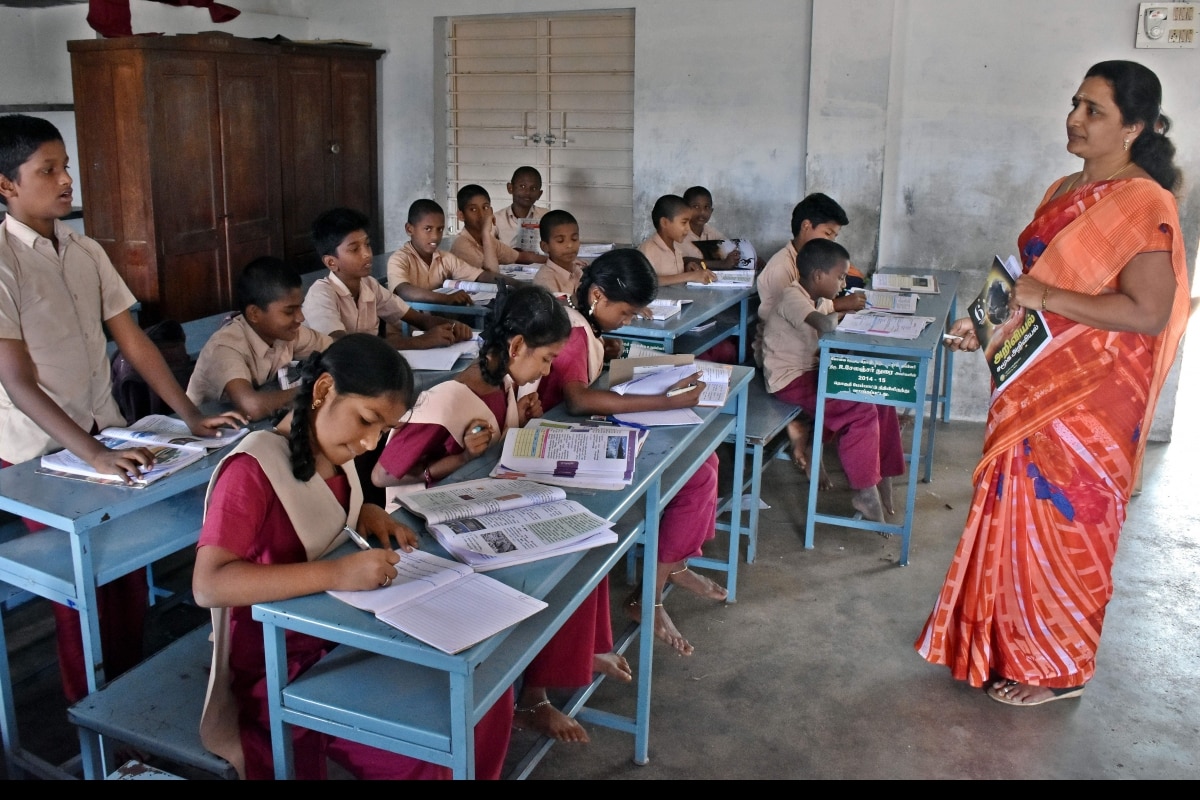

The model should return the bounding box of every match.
[110,320,195,423]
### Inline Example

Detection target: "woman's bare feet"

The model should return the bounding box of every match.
[668,565,728,602]
[593,652,633,683]
[877,478,894,516]
[624,590,695,656]
[514,692,589,743]
[852,485,885,522]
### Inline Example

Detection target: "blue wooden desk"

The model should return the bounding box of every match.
[252,366,751,779]
[609,284,753,361]
[0,443,243,779]
[805,269,959,566]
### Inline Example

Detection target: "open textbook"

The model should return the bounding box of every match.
[37,415,246,487]
[692,238,758,270]
[871,273,940,294]
[328,549,547,654]
[968,255,1051,391]
[497,425,638,484]
[438,279,497,303]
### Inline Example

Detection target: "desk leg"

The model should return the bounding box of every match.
[724,390,746,602]
[634,480,661,766]
[737,296,748,364]
[805,350,833,550]
[0,599,18,777]
[449,672,475,779]
[69,531,106,694]
[265,621,294,780]
[746,442,763,563]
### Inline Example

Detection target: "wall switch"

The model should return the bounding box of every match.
[1136,2,1197,48]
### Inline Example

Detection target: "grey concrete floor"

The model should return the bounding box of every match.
[4,375,1199,780]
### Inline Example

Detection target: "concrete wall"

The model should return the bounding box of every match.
[1,0,1195,437]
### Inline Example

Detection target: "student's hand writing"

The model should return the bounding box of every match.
[517,392,543,425]
[185,410,248,438]
[944,316,980,352]
[720,249,741,268]
[664,373,706,408]
[90,445,156,485]
[833,293,867,313]
[602,337,625,361]
[357,503,419,552]
[448,321,473,341]
[683,260,706,273]
[462,418,493,458]
[336,548,402,592]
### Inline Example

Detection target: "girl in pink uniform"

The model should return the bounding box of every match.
[539,249,729,657]
[193,334,513,779]
[374,286,632,745]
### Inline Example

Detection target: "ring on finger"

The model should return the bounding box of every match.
[381,574,392,587]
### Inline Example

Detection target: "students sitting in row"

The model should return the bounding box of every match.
[386,198,508,307]
[679,185,740,269]
[532,209,587,297]
[754,193,866,365]
[637,193,715,287]
[302,206,473,348]
[494,165,548,259]
[187,257,332,422]
[449,184,542,271]
[761,239,904,521]
[0,113,243,703]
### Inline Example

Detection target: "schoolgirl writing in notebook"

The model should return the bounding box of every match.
[373,285,633,745]
[538,248,728,656]
[192,334,513,779]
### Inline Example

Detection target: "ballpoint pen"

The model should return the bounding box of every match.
[942,333,964,342]
[666,383,699,397]
[344,525,372,551]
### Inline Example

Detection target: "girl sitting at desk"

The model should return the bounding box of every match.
[373,285,633,746]
[192,334,513,780]
[538,248,728,657]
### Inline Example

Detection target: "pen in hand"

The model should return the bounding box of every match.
[344,525,372,551]
[666,383,699,397]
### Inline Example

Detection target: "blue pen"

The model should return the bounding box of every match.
[607,416,649,432]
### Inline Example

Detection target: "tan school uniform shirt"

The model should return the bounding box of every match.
[449,230,521,270]
[761,282,834,394]
[0,216,136,463]
[186,314,332,406]
[386,242,482,292]
[495,204,547,252]
[301,273,411,336]
[638,233,684,277]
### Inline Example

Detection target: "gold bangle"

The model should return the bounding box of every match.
[1041,287,1050,312]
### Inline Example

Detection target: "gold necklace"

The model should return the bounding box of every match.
[1062,162,1133,195]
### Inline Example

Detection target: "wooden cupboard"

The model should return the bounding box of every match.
[68,34,383,323]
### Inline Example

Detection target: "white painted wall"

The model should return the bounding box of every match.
[2,0,1196,438]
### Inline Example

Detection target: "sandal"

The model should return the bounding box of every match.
[987,680,1086,706]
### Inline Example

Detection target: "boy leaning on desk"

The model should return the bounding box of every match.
[0,114,244,702]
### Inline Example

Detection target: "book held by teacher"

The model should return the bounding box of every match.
[968,255,1052,391]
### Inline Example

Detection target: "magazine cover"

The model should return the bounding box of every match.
[968,255,1052,391]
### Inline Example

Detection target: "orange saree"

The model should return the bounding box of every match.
[915,177,1190,688]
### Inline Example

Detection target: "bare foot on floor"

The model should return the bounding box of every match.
[624,591,694,656]
[593,652,633,683]
[878,478,895,517]
[514,699,590,743]
[786,419,833,490]
[852,485,885,522]
[668,566,728,602]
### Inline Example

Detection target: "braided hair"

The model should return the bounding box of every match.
[286,333,415,481]
[574,248,658,333]
[1085,60,1181,193]
[477,284,571,386]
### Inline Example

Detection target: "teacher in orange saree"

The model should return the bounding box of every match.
[915,60,1190,707]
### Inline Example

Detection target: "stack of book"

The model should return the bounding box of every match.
[396,477,617,571]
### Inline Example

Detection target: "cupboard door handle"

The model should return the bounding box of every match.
[329,142,341,154]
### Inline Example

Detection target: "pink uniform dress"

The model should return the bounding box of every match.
[201,453,513,780]
[378,383,614,691]
[539,314,719,565]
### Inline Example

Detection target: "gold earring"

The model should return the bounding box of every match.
[312,397,323,410]
[1123,138,1130,151]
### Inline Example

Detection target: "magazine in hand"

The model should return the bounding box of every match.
[98,414,249,450]
[39,438,206,487]
[968,255,1052,391]
[328,549,547,654]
